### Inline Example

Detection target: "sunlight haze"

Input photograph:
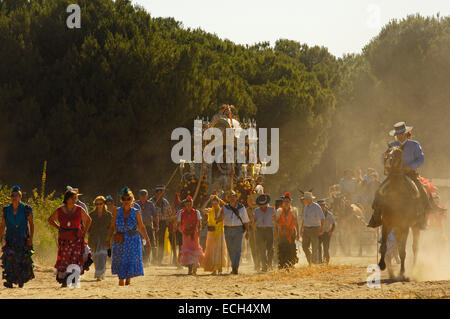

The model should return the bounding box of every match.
[134,0,450,57]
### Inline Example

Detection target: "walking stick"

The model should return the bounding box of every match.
[170,218,179,268]
[216,205,224,274]
[153,164,181,265]
[155,166,179,205]
[248,206,259,270]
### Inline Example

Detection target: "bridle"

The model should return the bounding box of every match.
[385,146,404,176]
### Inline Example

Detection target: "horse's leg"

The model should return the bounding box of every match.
[412,226,420,266]
[386,249,395,279]
[396,227,408,280]
[378,223,391,271]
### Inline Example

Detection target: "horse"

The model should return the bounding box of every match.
[377,144,423,280]
[329,193,366,256]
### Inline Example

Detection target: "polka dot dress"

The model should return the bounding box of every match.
[54,206,91,277]
[111,207,144,280]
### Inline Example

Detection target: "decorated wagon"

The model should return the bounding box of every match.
[174,105,267,209]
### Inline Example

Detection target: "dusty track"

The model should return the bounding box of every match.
[1,255,449,299]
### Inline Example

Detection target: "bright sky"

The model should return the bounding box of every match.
[134,0,450,57]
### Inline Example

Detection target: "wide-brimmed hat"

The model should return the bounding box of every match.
[317,199,327,206]
[389,122,413,137]
[66,185,82,196]
[256,194,271,206]
[301,191,316,200]
[139,189,148,196]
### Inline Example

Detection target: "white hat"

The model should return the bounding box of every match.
[389,122,413,137]
[301,191,316,200]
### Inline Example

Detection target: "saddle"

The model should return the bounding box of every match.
[377,174,420,199]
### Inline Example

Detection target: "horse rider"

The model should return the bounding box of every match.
[368,121,439,229]
[339,169,359,204]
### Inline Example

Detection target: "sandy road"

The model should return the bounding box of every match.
[0,255,448,299]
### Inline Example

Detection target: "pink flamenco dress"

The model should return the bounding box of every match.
[179,208,204,267]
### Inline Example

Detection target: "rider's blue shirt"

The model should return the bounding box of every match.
[388,139,424,170]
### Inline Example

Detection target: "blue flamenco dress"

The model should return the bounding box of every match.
[1,203,35,285]
[111,207,144,279]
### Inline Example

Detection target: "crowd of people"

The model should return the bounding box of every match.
[0,183,341,288]
[336,167,381,215]
[1,121,447,289]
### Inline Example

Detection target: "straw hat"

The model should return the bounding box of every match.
[301,191,316,200]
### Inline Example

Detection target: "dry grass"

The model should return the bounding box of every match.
[393,291,450,299]
[242,264,354,283]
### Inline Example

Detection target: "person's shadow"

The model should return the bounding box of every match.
[355,277,407,286]
[158,273,230,277]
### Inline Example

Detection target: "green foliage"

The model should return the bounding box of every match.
[1,1,447,200]
[0,0,338,196]
[27,187,62,264]
[307,14,450,193]
[0,184,62,265]
[362,15,450,178]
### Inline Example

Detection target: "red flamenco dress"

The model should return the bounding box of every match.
[179,208,204,267]
[419,176,447,230]
[418,176,437,196]
[54,205,93,283]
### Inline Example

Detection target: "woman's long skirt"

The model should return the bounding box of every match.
[278,236,298,269]
[111,233,144,280]
[1,242,34,285]
[180,233,204,267]
[93,241,108,279]
[55,237,92,283]
[201,230,227,272]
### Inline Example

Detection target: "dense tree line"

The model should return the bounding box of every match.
[0,0,448,200]
[304,14,450,195]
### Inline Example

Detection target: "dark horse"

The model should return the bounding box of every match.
[377,144,422,279]
[330,193,366,256]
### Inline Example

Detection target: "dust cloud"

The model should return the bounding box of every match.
[409,211,450,281]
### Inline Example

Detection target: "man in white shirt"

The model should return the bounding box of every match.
[300,192,325,266]
[220,190,250,274]
[254,194,276,272]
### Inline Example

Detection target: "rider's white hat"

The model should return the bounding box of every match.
[389,122,413,136]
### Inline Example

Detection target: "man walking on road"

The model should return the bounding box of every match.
[300,192,325,266]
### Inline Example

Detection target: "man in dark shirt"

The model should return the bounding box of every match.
[151,185,173,265]
[136,189,158,266]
